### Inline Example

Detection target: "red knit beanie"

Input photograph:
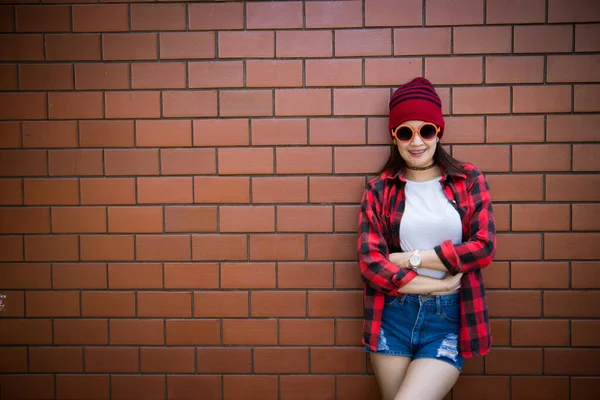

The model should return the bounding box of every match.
[388,77,445,138]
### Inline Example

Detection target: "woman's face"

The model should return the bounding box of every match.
[393,120,439,168]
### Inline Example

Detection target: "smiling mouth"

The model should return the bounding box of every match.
[408,149,426,156]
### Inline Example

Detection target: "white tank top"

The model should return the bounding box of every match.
[400,178,462,279]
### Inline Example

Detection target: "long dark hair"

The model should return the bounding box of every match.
[379,142,466,176]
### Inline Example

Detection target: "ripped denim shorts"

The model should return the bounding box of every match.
[364,292,465,371]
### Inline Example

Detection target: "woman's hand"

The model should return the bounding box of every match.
[389,252,410,268]
[441,272,463,291]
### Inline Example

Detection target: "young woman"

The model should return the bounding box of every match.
[358,77,496,400]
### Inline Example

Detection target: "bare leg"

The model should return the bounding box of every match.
[369,353,412,400]
[394,358,460,400]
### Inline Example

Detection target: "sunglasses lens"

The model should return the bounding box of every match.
[396,127,413,141]
[420,124,437,140]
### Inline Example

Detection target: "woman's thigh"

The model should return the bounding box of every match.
[394,358,460,400]
[369,353,412,400]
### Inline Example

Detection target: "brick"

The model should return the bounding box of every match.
[573,204,600,230]
[220,90,272,117]
[311,347,366,373]
[548,55,600,83]
[0,121,20,148]
[572,262,600,289]
[103,33,157,60]
[192,234,247,261]
[495,233,541,260]
[335,262,362,289]
[0,6,14,32]
[80,235,134,262]
[132,62,186,89]
[109,319,164,345]
[305,1,362,28]
[0,235,23,262]
[249,234,305,261]
[46,34,101,61]
[309,118,365,145]
[49,150,103,176]
[164,263,219,289]
[161,148,216,175]
[280,319,334,346]
[337,376,380,399]
[24,234,79,262]
[111,375,165,400]
[278,262,333,289]
[247,1,302,29]
[80,120,135,148]
[73,4,129,32]
[453,27,512,54]
[252,177,308,203]
[512,205,570,232]
[452,145,509,172]
[276,30,332,58]
[29,347,83,373]
[136,235,191,262]
[487,116,545,143]
[56,376,110,400]
[335,29,391,56]
[81,178,136,205]
[0,34,44,61]
[218,148,273,175]
[307,234,356,261]
[194,177,250,204]
[512,320,569,346]
[196,348,251,374]
[223,319,278,345]
[365,58,422,86]
[425,57,482,84]
[223,376,277,400]
[334,88,389,116]
[0,93,46,120]
[334,205,361,232]
[306,59,361,87]
[19,64,73,90]
[365,0,421,26]
[276,147,332,174]
[166,320,220,346]
[26,291,79,317]
[254,348,308,374]
[138,291,191,318]
[220,206,274,233]
[21,121,76,149]
[85,347,138,373]
[137,120,191,147]
[492,204,511,233]
[512,377,569,400]
[575,24,600,51]
[394,27,451,55]
[573,144,600,172]
[52,263,107,290]
[336,319,363,345]
[194,291,249,318]
[310,176,365,203]
[252,118,307,145]
[572,378,600,400]
[188,2,243,30]
[548,0,600,23]
[108,263,162,289]
[131,4,185,31]
[163,91,218,118]
[105,149,159,176]
[486,56,544,84]
[575,84,600,112]
[276,89,331,116]
[251,291,306,317]
[0,347,27,373]
[308,291,362,317]
[0,290,24,317]
[192,119,248,147]
[0,375,54,400]
[485,348,543,375]
[219,31,274,58]
[165,206,217,233]
[545,233,600,260]
[105,91,161,119]
[453,87,510,114]
[189,61,243,88]
[545,349,600,375]
[513,144,571,172]
[48,92,103,120]
[547,175,600,201]
[138,177,193,204]
[280,376,335,400]
[52,206,106,233]
[480,262,509,289]
[486,0,545,23]
[277,206,333,232]
[572,320,600,347]
[334,146,388,174]
[0,320,51,345]
[54,319,108,345]
[141,347,194,373]
[159,32,215,60]
[0,263,50,288]
[514,26,572,53]
[426,0,484,25]
[487,290,541,317]
[545,291,600,317]
[16,5,70,32]
[246,60,302,88]
[0,207,50,234]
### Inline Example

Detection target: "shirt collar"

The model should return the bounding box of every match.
[383,165,467,183]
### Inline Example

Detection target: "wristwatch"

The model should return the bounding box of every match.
[408,250,422,271]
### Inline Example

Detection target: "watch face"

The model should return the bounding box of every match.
[410,254,420,266]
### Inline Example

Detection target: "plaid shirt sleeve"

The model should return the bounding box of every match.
[434,168,496,275]
[358,182,417,294]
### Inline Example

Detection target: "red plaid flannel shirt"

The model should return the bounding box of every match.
[358,163,496,358]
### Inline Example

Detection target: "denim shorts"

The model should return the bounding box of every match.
[365,292,465,371]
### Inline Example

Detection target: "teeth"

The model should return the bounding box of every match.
[409,149,426,154]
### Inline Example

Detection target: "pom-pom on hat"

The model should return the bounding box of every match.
[388,77,445,138]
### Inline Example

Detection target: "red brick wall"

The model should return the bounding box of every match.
[0,0,599,399]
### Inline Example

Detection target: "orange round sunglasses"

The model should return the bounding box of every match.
[391,122,440,142]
